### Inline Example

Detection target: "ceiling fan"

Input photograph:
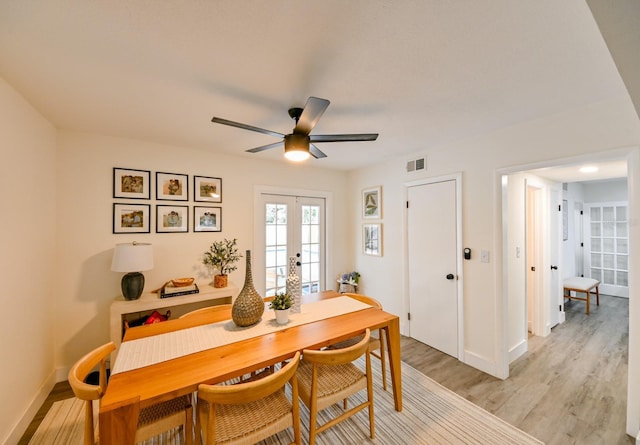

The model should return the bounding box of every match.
[211,96,378,161]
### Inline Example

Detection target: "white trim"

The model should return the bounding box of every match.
[7,369,57,444]
[508,339,527,363]
[402,172,464,361]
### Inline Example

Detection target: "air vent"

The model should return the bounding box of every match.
[406,156,426,173]
[562,182,568,191]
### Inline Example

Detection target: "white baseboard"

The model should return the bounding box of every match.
[508,339,527,363]
[636,429,639,445]
[4,370,57,445]
[464,350,498,377]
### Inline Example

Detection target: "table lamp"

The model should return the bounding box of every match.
[111,242,154,300]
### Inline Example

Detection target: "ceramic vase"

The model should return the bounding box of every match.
[274,308,290,325]
[286,256,302,314]
[232,250,264,327]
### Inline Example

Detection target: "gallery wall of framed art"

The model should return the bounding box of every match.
[112,167,224,234]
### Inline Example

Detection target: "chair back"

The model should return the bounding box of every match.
[68,342,116,445]
[302,329,371,365]
[179,304,233,323]
[342,293,383,310]
[198,351,300,404]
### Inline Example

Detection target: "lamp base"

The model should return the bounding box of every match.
[121,272,145,300]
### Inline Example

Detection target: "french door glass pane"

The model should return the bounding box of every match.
[603,238,614,253]
[617,239,628,254]
[591,207,601,221]
[265,204,288,296]
[603,270,615,285]
[603,206,615,221]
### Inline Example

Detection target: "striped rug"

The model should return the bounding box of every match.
[29,360,544,444]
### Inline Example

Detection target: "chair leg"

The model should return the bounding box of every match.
[586,291,590,315]
[596,286,600,306]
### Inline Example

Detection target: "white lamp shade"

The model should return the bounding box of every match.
[111,242,154,272]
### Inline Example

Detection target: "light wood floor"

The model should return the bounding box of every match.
[20,294,631,444]
[401,293,632,444]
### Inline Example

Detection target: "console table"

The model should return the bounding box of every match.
[109,283,238,360]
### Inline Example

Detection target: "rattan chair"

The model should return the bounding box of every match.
[68,342,193,445]
[327,293,387,390]
[195,351,301,444]
[297,329,374,445]
[179,303,233,321]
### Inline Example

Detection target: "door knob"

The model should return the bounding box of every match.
[551,265,558,270]
[446,274,455,280]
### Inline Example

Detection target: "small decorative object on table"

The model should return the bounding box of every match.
[269,291,293,325]
[203,238,242,288]
[232,250,264,326]
[286,256,302,314]
[337,271,360,293]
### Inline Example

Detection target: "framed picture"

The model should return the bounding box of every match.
[113,203,151,234]
[156,205,188,233]
[194,176,222,202]
[362,186,382,219]
[156,172,188,201]
[113,168,150,199]
[194,206,222,232]
[363,223,382,256]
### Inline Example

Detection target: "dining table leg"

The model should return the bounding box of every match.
[99,395,140,444]
[384,317,403,411]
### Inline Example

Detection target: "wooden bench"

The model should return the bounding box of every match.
[563,277,600,315]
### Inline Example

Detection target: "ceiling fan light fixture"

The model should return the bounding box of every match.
[284,133,310,162]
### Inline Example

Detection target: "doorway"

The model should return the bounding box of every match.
[406,174,463,358]
[253,188,327,297]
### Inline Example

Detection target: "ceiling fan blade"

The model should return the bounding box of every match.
[246,141,283,153]
[310,133,379,143]
[309,144,327,159]
[212,117,284,139]
[294,97,330,135]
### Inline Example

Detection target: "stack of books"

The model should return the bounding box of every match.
[160,283,200,299]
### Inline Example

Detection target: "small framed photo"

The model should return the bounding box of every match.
[156,172,188,201]
[363,223,382,256]
[194,206,221,232]
[113,203,151,234]
[113,168,150,199]
[362,186,382,219]
[156,205,188,233]
[194,176,222,202]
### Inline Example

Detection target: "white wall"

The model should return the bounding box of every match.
[583,178,628,202]
[53,131,352,374]
[0,77,57,444]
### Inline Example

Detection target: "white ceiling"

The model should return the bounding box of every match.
[0,1,632,170]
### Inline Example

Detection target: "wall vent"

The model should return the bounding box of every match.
[562,182,568,191]
[406,156,426,173]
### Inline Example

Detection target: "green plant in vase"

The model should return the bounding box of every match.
[203,238,242,288]
[269,292,293,324]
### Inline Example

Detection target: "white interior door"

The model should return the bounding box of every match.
[407,179,460,357]
[549,186,562,327]
[255,194,325,296]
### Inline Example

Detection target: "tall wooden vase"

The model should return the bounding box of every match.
[232,250,264,327]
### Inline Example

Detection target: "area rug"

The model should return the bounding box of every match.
[29,360,544,444]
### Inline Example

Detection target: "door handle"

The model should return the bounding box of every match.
[446,274,455,280]
[551,265,558,270]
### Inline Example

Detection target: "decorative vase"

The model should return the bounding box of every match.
[232,250,264,327]
[274,308,290,325]
[286,256,302,314]
[213,274,228,288]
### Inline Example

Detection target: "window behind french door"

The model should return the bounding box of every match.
[255,194,325,297]
[585,202,629,297]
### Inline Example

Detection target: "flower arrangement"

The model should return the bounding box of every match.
[269,292,293,310]
[202,238,242,276]
[337,271,360,287]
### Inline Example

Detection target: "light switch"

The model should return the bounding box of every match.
[481,250,490,263]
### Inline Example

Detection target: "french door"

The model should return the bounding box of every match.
[254,194,325,296]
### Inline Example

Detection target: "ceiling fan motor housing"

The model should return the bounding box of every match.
[284,133,310,152]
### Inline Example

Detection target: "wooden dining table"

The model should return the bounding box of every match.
[99,290,402,444]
